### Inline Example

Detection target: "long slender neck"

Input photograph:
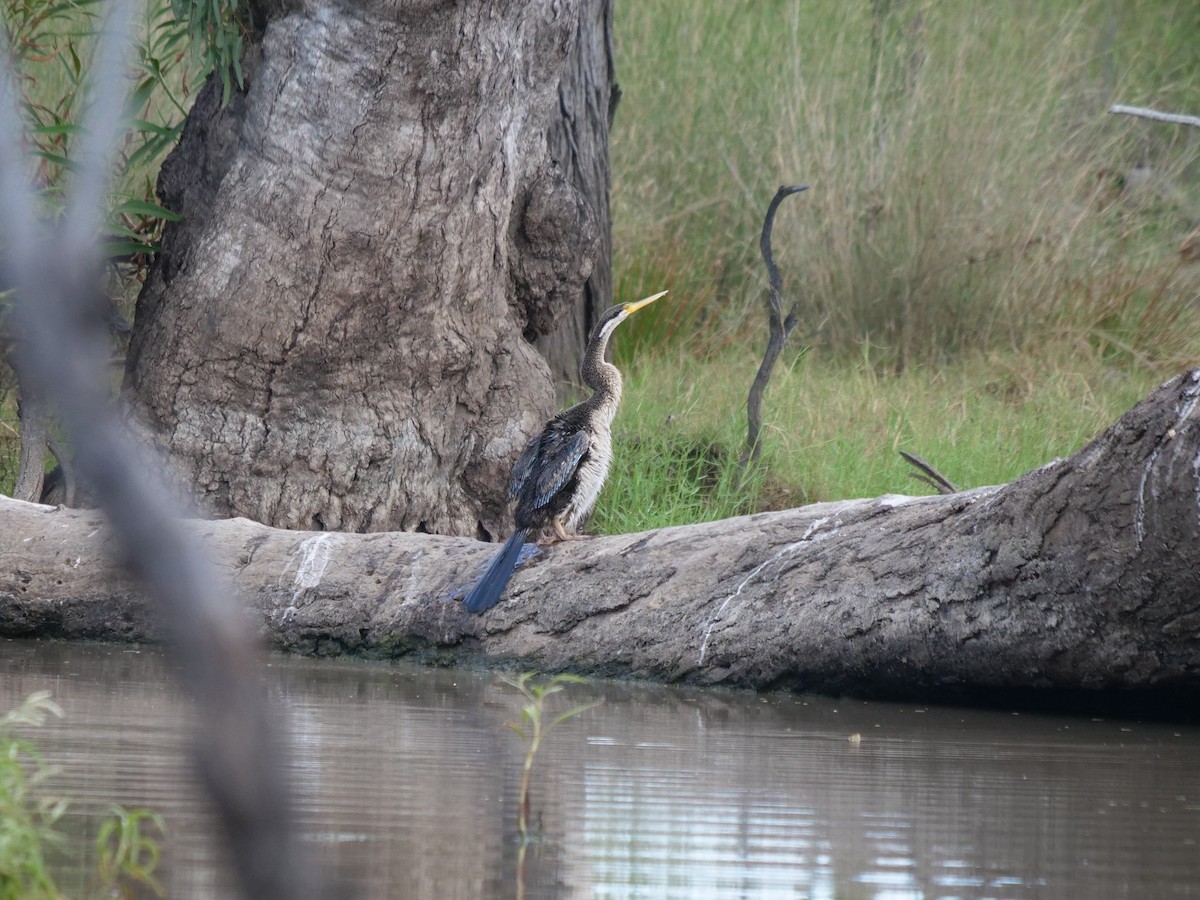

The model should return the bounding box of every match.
[580,317,623,418]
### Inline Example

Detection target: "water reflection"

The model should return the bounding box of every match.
[0,639,1198,898]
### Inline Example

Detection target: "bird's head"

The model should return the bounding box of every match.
[590,290,668,350]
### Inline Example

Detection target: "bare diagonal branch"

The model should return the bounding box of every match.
[1108,104,1200,129]
[0,10,338,899]
[899,450,958,495]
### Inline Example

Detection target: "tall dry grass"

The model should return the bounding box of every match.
[612,1,1200,372]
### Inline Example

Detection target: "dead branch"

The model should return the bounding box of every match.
[1108,104,1200,129]
[739,184,808,475]
[899,450,957,494]
[3,369,1200,710]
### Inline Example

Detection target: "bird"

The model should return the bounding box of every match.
[463,289,668,614]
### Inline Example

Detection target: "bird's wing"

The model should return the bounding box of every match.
[507,433,543,503]
[530,428,590,509]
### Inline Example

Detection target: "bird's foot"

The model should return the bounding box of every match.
[537,522,588,545]
[553,520,589,543]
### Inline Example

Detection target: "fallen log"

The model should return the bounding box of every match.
[3,370,1200,708]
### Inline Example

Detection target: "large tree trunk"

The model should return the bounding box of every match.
[10,386,48,502]
[125,0,600,540]
[5,371,1200,707]
[537,0,617,390]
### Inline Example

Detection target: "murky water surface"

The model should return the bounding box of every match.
[1,639,1198,898]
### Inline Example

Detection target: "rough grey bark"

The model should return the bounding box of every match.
[5,370,1200,706]
[537,0,616,391]
[11,387,47,502]
[125,0,597,540]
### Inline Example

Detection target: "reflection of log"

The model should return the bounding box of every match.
[3,370,1200,705]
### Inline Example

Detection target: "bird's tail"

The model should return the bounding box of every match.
[463,528,530,614]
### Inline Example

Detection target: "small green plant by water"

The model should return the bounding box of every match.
[0,691,166,899]
[504,673,601,900]
[0,692,66,899]
[503,672,601,842]
[94,806,167,898]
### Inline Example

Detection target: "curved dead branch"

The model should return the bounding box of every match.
[740,184,808,475]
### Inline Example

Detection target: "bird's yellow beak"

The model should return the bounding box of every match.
[625,290,668,315]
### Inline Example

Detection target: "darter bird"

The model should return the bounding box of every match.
[463,290,668,613]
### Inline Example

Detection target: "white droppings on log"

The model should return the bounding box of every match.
[286,533,335,604]
[697,516,835,666]
[877,495,918,508]
[404,550,424,603]
[1137,375,1200,546]
[1192,452,1200,533]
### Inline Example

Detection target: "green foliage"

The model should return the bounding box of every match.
[0,693,165,900]
[0,692,67,899]
[2,0,188,246]
[169,0,244,104]
[0,0,243,495]
[0,0,244,293]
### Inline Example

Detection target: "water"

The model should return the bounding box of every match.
[1,638,1198,899]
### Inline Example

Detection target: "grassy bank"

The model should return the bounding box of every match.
[611,1,1200,363]
[592,0,1200,532]
[592,347,1164,534]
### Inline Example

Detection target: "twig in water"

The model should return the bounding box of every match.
[503,673,602,900]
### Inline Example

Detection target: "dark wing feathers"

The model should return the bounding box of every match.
[507,434,542,503]
[507,419,590,518]
[532,429,589,508]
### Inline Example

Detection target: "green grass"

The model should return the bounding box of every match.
[589,343,1167,533]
